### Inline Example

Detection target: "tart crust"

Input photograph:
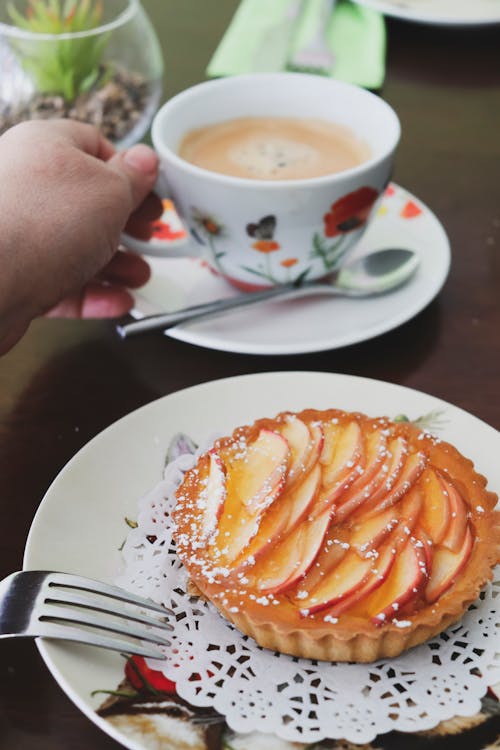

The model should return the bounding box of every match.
[172,409,500,662]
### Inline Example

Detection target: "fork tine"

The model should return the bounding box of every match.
[46,573,173,616]
[44,590,173,631]
[34,622,167,659]
[40,606,171,646]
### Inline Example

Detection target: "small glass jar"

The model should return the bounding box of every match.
[0,0,164,147]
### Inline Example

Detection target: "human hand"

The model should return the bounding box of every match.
[0,119,162,353]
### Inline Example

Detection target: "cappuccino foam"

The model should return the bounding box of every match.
[178,117,370,180]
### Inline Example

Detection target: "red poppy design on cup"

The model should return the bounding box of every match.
[323,187,379,238]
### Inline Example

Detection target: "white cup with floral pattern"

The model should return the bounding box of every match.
[123,73,400,291]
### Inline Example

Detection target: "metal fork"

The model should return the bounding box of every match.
[0,571,173,659]
[288,0,336,74]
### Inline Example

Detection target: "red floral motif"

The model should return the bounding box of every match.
[152,221,186,241]
[280,258,298,268]
[401,200,423,219]
[385,185,396,197]
[323,187,379,238]
[125,656,176,694]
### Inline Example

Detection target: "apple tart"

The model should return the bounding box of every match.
[172,409,500,662]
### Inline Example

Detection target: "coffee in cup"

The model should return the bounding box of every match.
[177,117,371,181]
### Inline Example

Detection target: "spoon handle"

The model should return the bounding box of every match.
[116,282,310,338]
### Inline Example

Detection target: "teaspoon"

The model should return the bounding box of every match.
[117,248,419,339]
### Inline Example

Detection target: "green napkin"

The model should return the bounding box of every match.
[207,0,386,90]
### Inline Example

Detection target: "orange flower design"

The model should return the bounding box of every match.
[324,187,379,238]
[191,208,224,237]
[252,240,280,254]
[280,258,298,268]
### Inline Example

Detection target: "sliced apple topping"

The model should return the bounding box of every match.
[425,526,473,603]
[368,538,428,625]
[296,525,352,593]
[313,421,364,517]
[306,422,325,474]
[324,543,398,617]
[350,507,400,557]
[364,450,427,518]
[233,463,322,569]
[199,450,227,542]
[213,429,289,563]
[414,526,434,572]
[420,469,451,545]
[279,461,322,533]
[333,430,388,523]
[253,510,331,595]
[297,550,374,615]
[438,476,469,552]
[361,436,408,502]
[321,421,363,487]
[278,416,323,488]
[232,429,290,515]
[397,486,424,535]
[319,420,342,467]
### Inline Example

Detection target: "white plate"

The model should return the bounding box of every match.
[132,184,450,355]
[352,0,500,26]
[24,371,500,750]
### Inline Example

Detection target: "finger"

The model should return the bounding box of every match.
[64,121,116,161]
[108,144,159,210]
[81,284,135,318]
[96,250,151,289]
[124,193,164,239]
[29,119,116,160]
[46,283,135,319]
[130,192,164,222]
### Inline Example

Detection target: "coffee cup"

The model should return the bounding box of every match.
[123,73,400,291]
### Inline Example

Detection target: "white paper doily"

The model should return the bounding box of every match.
[117,446,500,745]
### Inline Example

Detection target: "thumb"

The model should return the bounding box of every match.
[108,144,159,210]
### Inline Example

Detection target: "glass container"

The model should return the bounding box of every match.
[0,0,164,147]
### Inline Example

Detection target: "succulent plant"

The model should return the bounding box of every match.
[7,0,110,101]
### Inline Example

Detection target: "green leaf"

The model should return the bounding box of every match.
[240,265,274,281]
[79,67,99,93]
[7,3,31,29]
[7,0,107,99]
[293,266,312,286]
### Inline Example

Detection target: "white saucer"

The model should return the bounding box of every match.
[132,184,450,356]
[351,0,500,26]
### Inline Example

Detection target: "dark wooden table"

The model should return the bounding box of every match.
[1,2,500,748]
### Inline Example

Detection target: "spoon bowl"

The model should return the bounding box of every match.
[334,248,419,296]
[117,248,419,339]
